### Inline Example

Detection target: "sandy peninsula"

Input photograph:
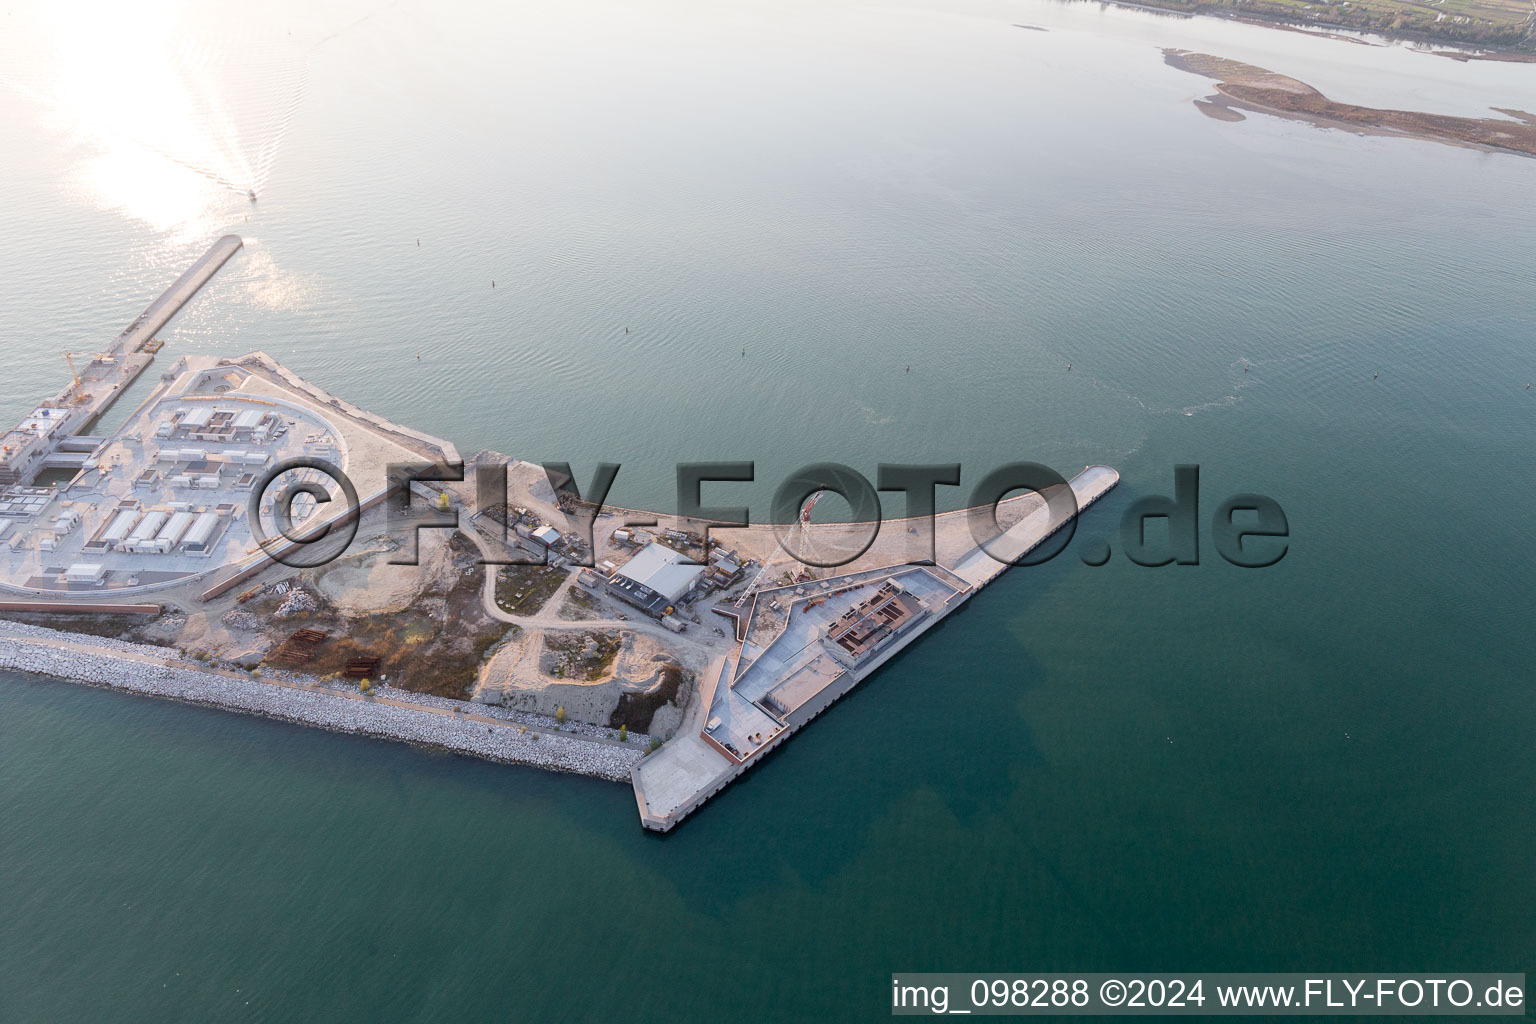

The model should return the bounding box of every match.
[1166,49,1536,157]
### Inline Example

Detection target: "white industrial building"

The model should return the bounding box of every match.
[604,542,705,617]
[122,510,170,554]
[95,508,142,551]
[156,511,197,551]
[181,511,225,556]
[65,563,107,586]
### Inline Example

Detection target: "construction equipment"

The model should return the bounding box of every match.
[62,352,85,402]
[733,489,825,609]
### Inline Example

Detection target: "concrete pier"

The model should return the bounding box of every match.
[117,235,245,354]
[632,464,1120,832]
[0,236,243,486]
[84,234,245,429]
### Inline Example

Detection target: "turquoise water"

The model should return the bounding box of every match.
[1,0,1534,1019]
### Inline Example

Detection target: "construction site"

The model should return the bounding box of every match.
[0,236,1120,829]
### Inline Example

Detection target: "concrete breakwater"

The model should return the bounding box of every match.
[0,622,642,782]
[84,234,247,432]
[116,234,245,356]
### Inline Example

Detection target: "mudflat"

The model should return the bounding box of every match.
[1166,49,1536,157]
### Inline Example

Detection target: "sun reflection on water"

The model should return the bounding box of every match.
[4,0,306,234]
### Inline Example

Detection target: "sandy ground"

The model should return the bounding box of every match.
[311,531,450,615]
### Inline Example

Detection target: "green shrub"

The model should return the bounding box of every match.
[618,725,628,742]
[555,705,566,725]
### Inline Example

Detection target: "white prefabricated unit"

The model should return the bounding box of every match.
[181,511,223,555]
[123,510,169,553]
[101,508,141,548]
[233,410,264,431]
[180,407,213,430]
[222,449,247,463]
[195,476,220,489]
[65,563,107,586]
[156,421,174,439]
[39,533,56,552]
[53,510,81,536]
[154,510,196,552]
[157,448,180,463]
[180,448,208,462]
[242,451,271,466]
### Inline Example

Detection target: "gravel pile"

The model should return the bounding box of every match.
[0,623,643,782]
[274,590,317,618]
[221,610,260,631]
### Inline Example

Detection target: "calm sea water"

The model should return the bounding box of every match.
[1,0,1533,1020]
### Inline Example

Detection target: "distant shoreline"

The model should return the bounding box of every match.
[1072,0,1536,59]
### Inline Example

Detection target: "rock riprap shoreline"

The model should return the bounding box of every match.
[0,622,643,781]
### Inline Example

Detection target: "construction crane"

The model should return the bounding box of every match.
[61,351,105,405]
[63,352,85,400]
[733,488,825,608]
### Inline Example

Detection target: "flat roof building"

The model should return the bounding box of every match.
[157,510,197,547]
[65,563,107,585]
[101,508,142,546]
[181,511,224,555]
[605,542,704,617]
[178,407,213,431]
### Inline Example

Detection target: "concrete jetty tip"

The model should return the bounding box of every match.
[632,464,1120,832]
